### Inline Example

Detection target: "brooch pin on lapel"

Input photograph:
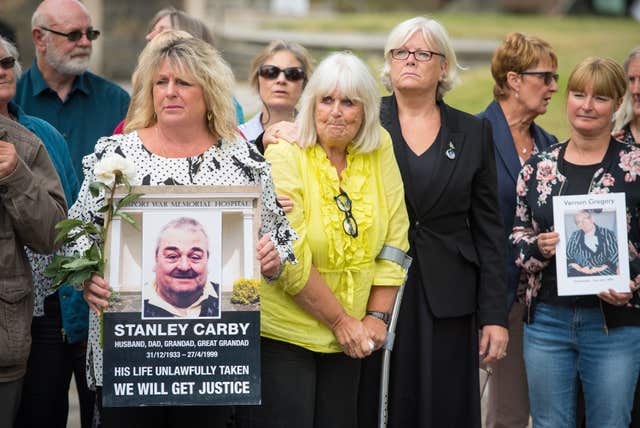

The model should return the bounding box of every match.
[445,141,456,160]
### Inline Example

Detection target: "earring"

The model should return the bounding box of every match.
[515,91,519,99]
[207,111,213,121]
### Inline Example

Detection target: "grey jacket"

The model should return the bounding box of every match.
[0,114,67,382]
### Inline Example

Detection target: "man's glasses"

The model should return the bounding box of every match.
[334,191,358,238]
[39,26,100,42]
[520,71,559,86]
[258,65,306,82]
[0,57,15,70]
[390,49,445,62]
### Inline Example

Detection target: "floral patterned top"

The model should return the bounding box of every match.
[65,131,296,388]
[621,124,637,146]
[510,139,640,327]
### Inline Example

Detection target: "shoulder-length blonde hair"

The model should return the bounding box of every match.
[614,46,640,132]
[566,57,626,102]
[296,51,380,154]
[124,30,238,141]
[381,16,463,100]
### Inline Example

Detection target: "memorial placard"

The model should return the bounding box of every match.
[101,186,262,407]
[553,193,629,296]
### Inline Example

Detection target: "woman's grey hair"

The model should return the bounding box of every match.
[0,35,22,78]
[296,51,381,154]
[614,46,640,132]
[381,16,463,100]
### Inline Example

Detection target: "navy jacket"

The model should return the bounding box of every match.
[477,100,557,309]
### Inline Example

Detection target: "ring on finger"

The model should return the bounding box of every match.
[367,340,375,352]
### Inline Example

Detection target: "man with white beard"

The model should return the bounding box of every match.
[14,0,130,185]
[12,1,129,427]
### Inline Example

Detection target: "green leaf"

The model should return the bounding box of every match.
[97,204,111,213]
[50,271,72,290]
[44,255,74,277]
[120,175,131,192]
[88,242,100,261]
[118,212,139,230]
[53,219,85,243]
[62,258,99,270]
[116,192,143,210]
[66,269,94,287]
[55,218,84,230]
[89,181,109,197]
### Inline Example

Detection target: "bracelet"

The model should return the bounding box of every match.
[366,310,390,325]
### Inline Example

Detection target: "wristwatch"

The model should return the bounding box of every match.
[366,310,390,325]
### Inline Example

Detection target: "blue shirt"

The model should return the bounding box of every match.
[9,101,79,206]
[14,60,130,184]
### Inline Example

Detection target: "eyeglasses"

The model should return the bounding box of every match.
[0,56,15,70]
[258,65,306,82]
[390,49,445,62]
[39,26,100,42]
[520,71,559,86]
[334,191,358,238]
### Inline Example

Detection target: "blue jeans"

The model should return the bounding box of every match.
[524,303,640,428]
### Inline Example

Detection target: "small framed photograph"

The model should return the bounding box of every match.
[553,193,629,296]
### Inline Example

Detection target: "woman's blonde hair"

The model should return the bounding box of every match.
[614,46,640,132]
[124,30,238,141]
[491,32,557,100]
[296,51,381,154]
[566,57,626,102]
[381,16,463,100]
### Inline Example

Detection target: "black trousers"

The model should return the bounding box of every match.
[0,377,23,428]
[236,337,361,428]
[15,293,94,428]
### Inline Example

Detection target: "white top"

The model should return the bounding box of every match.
[238,113,265,144]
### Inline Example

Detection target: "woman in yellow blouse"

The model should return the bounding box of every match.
[236,52,409,428]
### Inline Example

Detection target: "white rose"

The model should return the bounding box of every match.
[93,153,137,187]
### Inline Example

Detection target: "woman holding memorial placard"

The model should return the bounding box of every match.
[74,31,295,427]
[510,56,640,428]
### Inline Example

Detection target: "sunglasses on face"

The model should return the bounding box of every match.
[390,49,445,62]
[520,71,559,86]
[0,56,15,70]
[334,191,358,238]
[258,65,306,82]
[39,26,101,42]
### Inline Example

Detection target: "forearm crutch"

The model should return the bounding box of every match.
[375,245,412,428]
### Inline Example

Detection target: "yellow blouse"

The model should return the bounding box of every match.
[261,129,410,353]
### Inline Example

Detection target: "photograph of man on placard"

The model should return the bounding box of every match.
[142,216,221,319]
[565,209,619,278]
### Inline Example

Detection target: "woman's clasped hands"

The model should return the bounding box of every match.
[332,312,385,359]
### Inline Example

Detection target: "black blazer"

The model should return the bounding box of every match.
[381,95,507,327]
